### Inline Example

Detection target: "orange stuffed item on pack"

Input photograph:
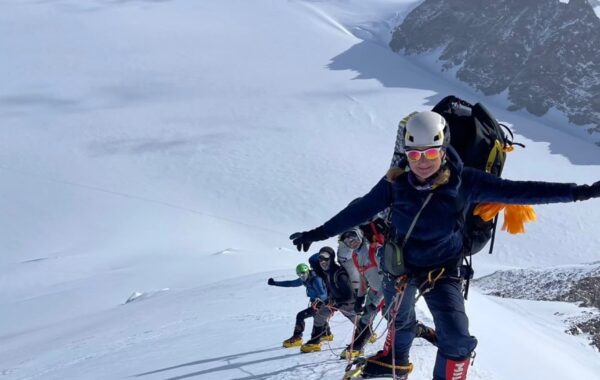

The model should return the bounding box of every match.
[473,203,537,234]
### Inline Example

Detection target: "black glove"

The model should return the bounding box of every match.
[354,295,366,313]
[289,227,328,252]
[312,299,324,308]
[573,181,600,201]
[267,278,275,286]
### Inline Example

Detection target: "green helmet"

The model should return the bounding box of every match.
[296,263,310,276]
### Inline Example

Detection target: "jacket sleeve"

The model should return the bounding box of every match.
[322,178,393,237]
[271,278,303,288]
[313,276,328,302]
[464,168,577,205]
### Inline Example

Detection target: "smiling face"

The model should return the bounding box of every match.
[406,147,445,181]
[319,257,331,272]
[318,255,331,271]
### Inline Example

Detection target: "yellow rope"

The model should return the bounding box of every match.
[427,268,445,284]
[365,359,413,372]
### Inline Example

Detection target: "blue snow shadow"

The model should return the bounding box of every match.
[133,346,344,380]
[326,40,600,166]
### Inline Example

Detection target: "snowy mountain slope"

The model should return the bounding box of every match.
[0,0,599,379]
[3,272,600,380]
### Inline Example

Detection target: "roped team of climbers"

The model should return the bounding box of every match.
[269,217,437,357]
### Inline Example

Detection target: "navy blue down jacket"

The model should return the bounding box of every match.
[321,147,577,270]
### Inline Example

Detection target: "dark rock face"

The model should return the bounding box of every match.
[390,0,600,135]
[563,276,600,309]
[567,315,600,349]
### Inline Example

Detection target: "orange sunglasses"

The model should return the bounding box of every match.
[405,147,443,162]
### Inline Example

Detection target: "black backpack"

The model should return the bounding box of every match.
[431,95,524,255]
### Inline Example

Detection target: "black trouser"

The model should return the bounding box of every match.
[293,307,317,337]
[306,302,357,344]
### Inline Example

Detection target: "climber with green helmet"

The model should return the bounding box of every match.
[267,262,329,348]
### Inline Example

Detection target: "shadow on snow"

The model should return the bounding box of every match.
[327,39,600,166]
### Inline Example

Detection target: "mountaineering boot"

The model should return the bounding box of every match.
[282,335,303,348]
[340,348,363,360]
[300,342,321,353]
[433,352,470,380]
[301,325,324,352]
[361,350,413,379]
[321,323,334,341]
[340,321,371,360]
[416,321,437,346]
[349,321,372,352]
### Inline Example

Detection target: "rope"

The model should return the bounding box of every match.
[319,306,344,357]
[391,276,409,380]
[415,268,445,303]
[346,315,360,367]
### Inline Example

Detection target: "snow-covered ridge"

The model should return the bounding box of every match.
[475,262,600,349]
[475,262,600,306]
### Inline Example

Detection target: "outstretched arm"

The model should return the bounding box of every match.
[465,168,599,205]
[290,177,393,251]
[268,278,303,288]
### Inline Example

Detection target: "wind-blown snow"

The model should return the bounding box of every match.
[0,0,599,379]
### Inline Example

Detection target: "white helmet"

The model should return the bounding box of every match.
[403,111,450,149]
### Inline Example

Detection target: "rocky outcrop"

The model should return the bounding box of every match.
[390,0,600,136]
[475,262,600,350]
